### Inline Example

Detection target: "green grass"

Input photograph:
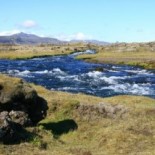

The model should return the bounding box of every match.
[0,76,153,155]
[32,90,155,155]
[1,42,155,154]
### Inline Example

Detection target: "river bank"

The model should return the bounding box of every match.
[1,43,155,69]
[0,51,155,98]
[0,74,155,155]
[76,42,155,69]
[0,43,88,59]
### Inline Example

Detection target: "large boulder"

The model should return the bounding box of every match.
[0,75,48,143]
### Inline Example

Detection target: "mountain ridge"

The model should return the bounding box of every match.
[0,32,63,45]
[0,32,109,45]
[70,39,109,45]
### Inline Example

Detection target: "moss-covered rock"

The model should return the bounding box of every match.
[0,75,48,144]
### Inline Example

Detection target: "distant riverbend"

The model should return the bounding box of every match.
[0,50,155,98]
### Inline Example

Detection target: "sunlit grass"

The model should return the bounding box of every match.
[77,44,155,69]
[1,71,155,155]
[32,84,155,155]
[0,43,88,59]
[1,41,155,154]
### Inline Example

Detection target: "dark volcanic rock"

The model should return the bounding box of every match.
[0,111,32,144]
[9,110,31,126]
[0,78,48,124]
[0,76,48,143]
[0,111,24,144]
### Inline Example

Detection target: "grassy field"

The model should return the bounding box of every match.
[1,42,155,69]
[0,43,88,59]
[0,75,155,155]
[0,43,155,154]
[77,42,155,69]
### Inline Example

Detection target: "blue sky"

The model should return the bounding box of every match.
[0,0,155,42]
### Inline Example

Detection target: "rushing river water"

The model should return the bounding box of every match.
[0,50,155,98]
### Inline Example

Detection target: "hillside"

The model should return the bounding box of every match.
[0,32,63,45]
[70,39,109,45]
[0,33,110,45]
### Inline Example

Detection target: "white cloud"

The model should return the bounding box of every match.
[55,32,93,41]
[0,30,21,36]
[0,30,93,41]
[21,20,37,28]
[74,32,90,40]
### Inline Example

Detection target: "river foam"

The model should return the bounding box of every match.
[0,50,155,98]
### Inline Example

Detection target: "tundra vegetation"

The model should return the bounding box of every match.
[0,42,155,154]
[1,42,155,69]
[0,43,88,59]
[77,42,155,69]
[0,74,155,154]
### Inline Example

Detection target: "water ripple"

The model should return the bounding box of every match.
[0,50,155,98]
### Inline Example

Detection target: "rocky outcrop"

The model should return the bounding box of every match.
[0,76,48,143]
[74,102,128,121]
[0,111,26,144]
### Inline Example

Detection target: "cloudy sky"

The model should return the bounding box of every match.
[0,0,155,42]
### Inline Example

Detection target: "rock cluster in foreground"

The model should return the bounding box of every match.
[0,76,48,144]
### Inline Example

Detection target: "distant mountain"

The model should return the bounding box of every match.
[70,39,109,45]
[0,32,63,45]
[0,32,109,45]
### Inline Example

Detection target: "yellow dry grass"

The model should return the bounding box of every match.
[1,41,155,154]
[0,75,155,155]
[77,43,155,69]
[1,42,155,69]
[0,43,88,59]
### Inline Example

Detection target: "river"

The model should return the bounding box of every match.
[0,50,155,98]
